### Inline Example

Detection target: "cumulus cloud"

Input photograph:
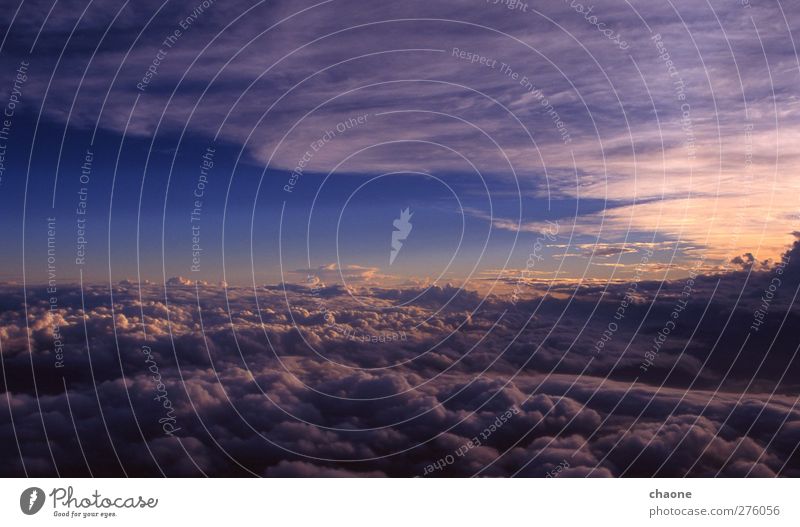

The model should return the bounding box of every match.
[2,239,799,477]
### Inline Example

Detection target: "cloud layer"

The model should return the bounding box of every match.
[2,238,800,476]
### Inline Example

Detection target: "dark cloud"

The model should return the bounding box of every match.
[2,241,800,477]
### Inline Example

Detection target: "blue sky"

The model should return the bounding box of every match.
[2,0,799,287]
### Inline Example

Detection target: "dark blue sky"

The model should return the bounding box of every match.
[1,0,798,286]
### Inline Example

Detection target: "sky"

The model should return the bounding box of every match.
[2,0,800,478]
[1,0,799,288]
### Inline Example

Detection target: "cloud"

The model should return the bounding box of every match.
[2,0,799,265]
[2,242,799,476]
[291,263,385,286]
[2,0,800,477]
